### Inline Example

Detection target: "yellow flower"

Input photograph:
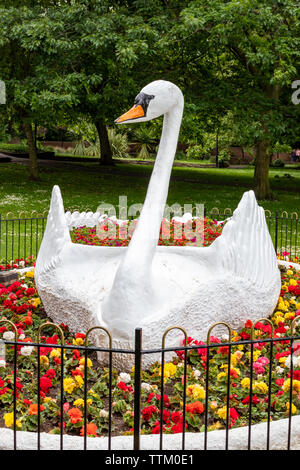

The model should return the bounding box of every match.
[208,421,222,430]
[186,384,205,400]
[74,375,84,388]
[79,357,93,369]
[277,302,287,312]
[88,390,99,399]
[50,349,61,358]
[285,312,295,321]
[73,398,84,407]
[241,378,250,389]
[246,350,261,362]
[29,297,41,308]
[43,397,54,403]
[40,356,49,366]
[217,372,227,381]
[296,303,300,310]
[73,337,84,346]
[275,316,285,326]
[286,270,293,276]
[253,381,268,394]
[286,403,297,415]
[3,412,21,428]
[63,377,76,394]
[25,270,34,278]
[158,362,177,381]
[4,412,14,428]
[73,398,92,407]
[290,279,297,286]
[192,384,205,400]
[217,406,227,420]
[282,379,300,393]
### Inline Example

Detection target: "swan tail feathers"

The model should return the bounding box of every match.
[212,190,279,288]
[35,185,71,276]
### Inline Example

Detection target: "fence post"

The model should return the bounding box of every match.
[274,211,279,254]
[133,328,142,451]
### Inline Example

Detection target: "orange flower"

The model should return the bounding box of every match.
[80,422,97,436]
[28,404,45,415]
[186,401,204,415]
[68,407,83,424]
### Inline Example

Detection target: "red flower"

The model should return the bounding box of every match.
[80,423,97,436]
[186,401,205,415]
[156,394,170,407]
[151,420,165,434]
[26,288,35,296]
[40,376,52,394]
[23,316,33,326]
[46,369,56,379]
[147,392,155,403]
[158,408,170,424]
[171,411,182,423]
[68,407,83,424]
[72,367,83,377]
[118,381,128,392]
[142,405,157,422]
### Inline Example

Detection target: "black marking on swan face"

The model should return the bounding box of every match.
[134,92,155,116]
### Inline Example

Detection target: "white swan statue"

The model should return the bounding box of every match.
[35,80,281,365]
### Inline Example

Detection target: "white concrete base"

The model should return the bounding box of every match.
[0,416,299,450]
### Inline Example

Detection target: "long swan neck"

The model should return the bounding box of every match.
[125,95,184,268]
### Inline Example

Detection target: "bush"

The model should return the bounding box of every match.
[107,128,129,159]
[211,149,231,168]
[175,150,186,161]
[0,142,29,153]
[271,158,285,168]
[186,145,204,160]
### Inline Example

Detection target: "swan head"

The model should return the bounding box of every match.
[115,80,183,124]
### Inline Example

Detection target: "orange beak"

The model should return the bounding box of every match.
[115,105,145,123]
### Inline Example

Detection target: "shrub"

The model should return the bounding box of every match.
[271,158,285,168]
[175,150,186,161]
[186,145,204,160]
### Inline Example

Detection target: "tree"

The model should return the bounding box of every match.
[33,0,173,165]
[166,0,300,199]
[0,2,80,180]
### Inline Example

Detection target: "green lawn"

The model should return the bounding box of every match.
[0,161,299,216]
[0,161,299,264]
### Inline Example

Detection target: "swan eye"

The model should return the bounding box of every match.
[134,92,155,115]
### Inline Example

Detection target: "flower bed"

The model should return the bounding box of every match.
[70,217,224,247]
[0,217,299,439]
[0,262,299,438]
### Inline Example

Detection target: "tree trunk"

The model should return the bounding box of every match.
[253,84,280,200]
[95,120,114,166]
[254,138,273,200]
[23,122,40,181]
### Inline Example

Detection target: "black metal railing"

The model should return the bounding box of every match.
[0,317,299,451]
[0,208,299,269]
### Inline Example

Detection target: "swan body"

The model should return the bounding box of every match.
[35,80,281,366]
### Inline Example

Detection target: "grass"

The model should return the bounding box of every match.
[0,161,299,263]
[0,161,299,215]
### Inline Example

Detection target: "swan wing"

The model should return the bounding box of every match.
[211,190,279,288]
[35,185,71,276]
